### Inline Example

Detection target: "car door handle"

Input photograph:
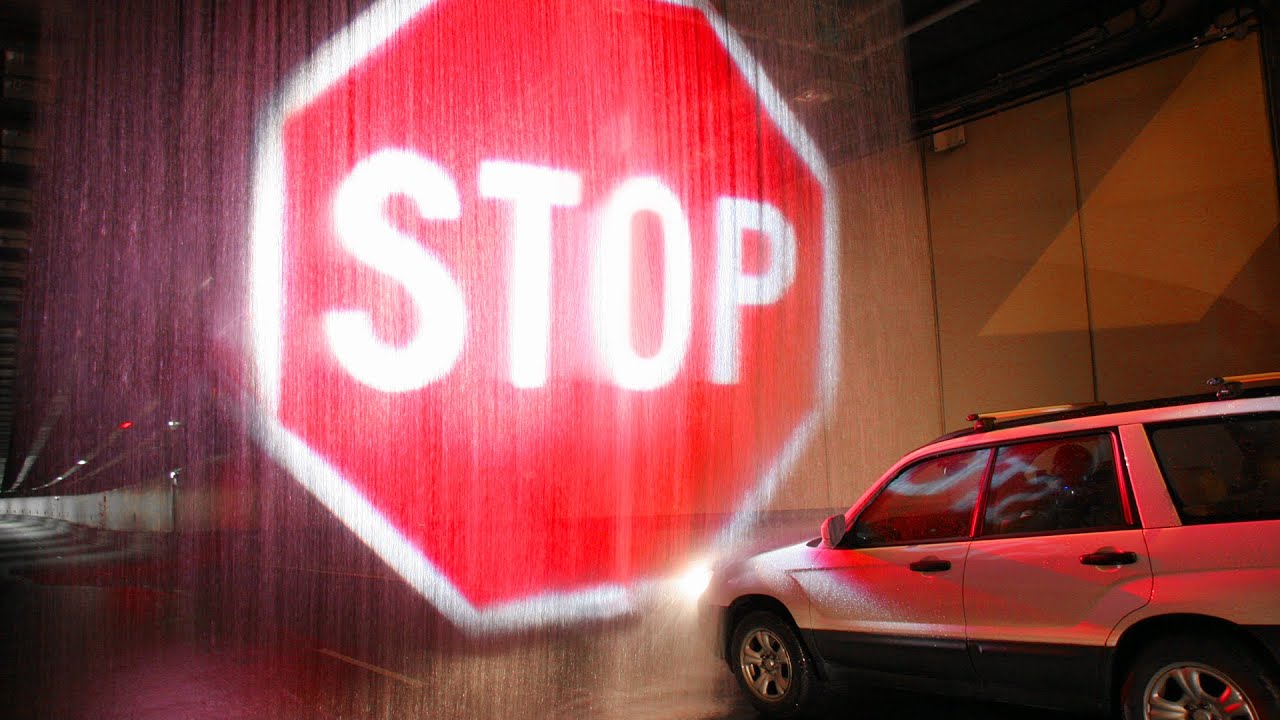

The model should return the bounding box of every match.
[1080,550,1138,566]
[909,558,952,573]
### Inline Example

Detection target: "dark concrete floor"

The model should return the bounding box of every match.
[0,515,1100,720]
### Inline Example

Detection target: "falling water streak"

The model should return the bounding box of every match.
[3,0,912,718]
[8,393,67,491]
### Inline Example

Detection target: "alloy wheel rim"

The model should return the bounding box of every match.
[1144,661,1257,720]
[739,628,793,702]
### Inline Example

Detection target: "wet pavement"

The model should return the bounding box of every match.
[0,515,1099,720]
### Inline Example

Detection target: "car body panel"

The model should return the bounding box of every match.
[1118,423,1182,529]
[964,529,1153,646]
[1107,520,1280,641]
[704,541,818,628]
[963,529,1152,708]
[798,541,975,681]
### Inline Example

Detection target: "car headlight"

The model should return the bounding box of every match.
[675,559,714,603]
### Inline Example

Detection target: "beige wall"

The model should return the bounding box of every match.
[775,34,1280,511]
[1073,37,1280,401]
[926,93,1095,425]
[785,143,943,510]
[926,35,1279,429]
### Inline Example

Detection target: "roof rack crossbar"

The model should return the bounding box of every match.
[1207,371,1280,399]
[966,402,1106,432]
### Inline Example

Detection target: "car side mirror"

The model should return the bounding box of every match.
[821,514,847,548]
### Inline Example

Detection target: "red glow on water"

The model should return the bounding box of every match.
[262,0,833,611]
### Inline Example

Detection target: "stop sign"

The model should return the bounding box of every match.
[250,0,837,630]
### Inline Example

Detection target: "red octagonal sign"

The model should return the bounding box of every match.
[251,0,837,630]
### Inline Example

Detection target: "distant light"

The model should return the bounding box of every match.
[118,421,134,429]
[166,420,182,428]
[674,560,714,604]
[76,459,87,465]
[792,85,833,104]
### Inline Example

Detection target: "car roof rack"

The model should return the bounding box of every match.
[928,371,1280,446]
[1206,371,1280,399]
[966,402,1106,432]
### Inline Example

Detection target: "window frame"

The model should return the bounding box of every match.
[1145,412,1280,526]
[970,428,1139,542]
[844,446,995,549]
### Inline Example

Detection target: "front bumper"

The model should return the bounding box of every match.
[699,603,731,661]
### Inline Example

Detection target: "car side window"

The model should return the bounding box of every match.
[1149,414,1280,524]
[981,434,1126,536]
[851,448,989,546]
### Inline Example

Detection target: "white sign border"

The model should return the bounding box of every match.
[249,0,839,632]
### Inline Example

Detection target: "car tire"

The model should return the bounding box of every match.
[1121,634,1280,720]
[730,611,817,719]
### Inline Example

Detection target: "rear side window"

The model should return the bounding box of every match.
[981,433,1127,536]
[852,448,990,546]
[1148,414,1280,524]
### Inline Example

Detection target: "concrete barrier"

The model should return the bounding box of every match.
[0,483,174,532]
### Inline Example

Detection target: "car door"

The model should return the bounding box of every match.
[962,432,1153,709]
[1140,413,1280,634]
[794,447,990,687]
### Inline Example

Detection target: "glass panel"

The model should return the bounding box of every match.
[1149,415,1280,524]
[852,449,989,546]
[982,434,1125,536]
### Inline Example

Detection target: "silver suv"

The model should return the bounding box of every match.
[704,374,1280,719]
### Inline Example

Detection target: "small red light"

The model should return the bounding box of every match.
[118,421,134,429]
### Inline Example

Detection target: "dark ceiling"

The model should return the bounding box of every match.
[719,0,1269,161]
[903,0,1268,132]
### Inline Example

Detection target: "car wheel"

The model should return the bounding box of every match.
[1122,634,1280,720]
[730,611,816,719]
